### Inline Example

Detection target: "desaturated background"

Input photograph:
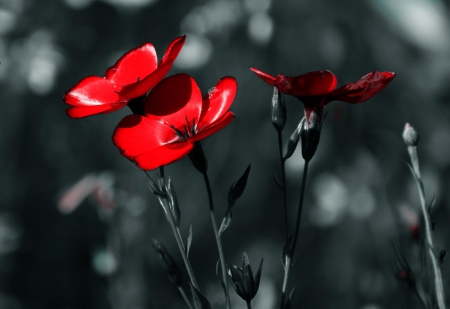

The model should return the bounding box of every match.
[1,0,450,308]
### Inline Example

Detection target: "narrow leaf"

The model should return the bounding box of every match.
[187,222,193,257]
[228,164,251,206]
[190,284,213,309]
[428,195,436,215]
[216,260,227,295]
[219,209,232,236]
[274,173,283,191]
[283,286,295,309]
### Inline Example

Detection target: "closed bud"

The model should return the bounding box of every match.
[227,252,264,302]
[151,239,183,286]
[402,123,420,147]
[284,118,305,160]
[272,87,287,131]
[301,112,323,162]
[166,178,181,226]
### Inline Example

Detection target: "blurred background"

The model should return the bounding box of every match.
[1,0,450,308]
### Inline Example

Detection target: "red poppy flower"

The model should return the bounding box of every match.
[112,74,237,170]
[63,36,186,118]
[250,67,396,129]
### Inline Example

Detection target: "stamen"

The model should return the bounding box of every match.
[170,125,185,141]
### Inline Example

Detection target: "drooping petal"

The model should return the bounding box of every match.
[200,77,237,125]
[134,142,193,170]
[105,43,158,86]
[63,76,121,107]
[119,36,186,101]
[160,35,186,65]
[275,70,337,96]
[328,71,396,104]
[192,112,234,142]
[250,67,276,86]
[66,102,126,118]
[144,73,203,128]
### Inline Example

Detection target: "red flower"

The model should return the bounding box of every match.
[112,74,237,170]
[63,36,186,118]
[250,68,396,129]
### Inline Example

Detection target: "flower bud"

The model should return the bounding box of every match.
[402,123,420,147]
[151,239,183,287]
[272,87,287,131]
[284,118,305,160]
[227,252,263,302]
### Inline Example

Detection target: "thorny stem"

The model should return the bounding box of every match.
[278,160,310,309]
[178,286,194,309]
[202,172,231,309]
[159,196,200,291]
[408,148,446,309]
[277,130,289,248]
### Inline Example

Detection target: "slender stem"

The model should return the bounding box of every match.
[289,161,309,257]
[178,286,194,309]
[278,160,310,309]
[247,301,252,309]
[414,176,446,309]
[159,196,200,291]
[202,172,231,309]
[160,166,165,183]
[277,130,289,248]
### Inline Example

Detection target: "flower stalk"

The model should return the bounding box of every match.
[404,124,446,309]
[278,160,309,309]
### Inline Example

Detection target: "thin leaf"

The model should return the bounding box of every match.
[428,195,436,215]
[283,286,295,309]
[274,173,283,191]
[190,284,213,309]
[219,209,232,236]
[216,259,227,295]
[228,164,252,206]
[186,222,193,257]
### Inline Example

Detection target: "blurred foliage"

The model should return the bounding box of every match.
[1,0,450,308]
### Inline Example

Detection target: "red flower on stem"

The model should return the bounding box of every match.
[112,74,237,170]
[250,67,395,129]
[250,67,396,160]
[63,36,186,118]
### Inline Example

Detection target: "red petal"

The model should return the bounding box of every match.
[63,76,121,107]
[113,115,180,158]
[119,36,186,101]
[160,35,186,65]
[144,74,203,128]
[105,43,158,86]
[66,102,126,118]
[134,142,193,170]
[193,111,235,142]
[250,67,276,86]
[328,71,396,104]
[200,77,237,126]
[275,70,337,96]
[112,114,192,170]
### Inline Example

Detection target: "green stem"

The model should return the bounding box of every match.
[202,172,231,309]
[159,196,200,290]
[277,130,289,248]
[178,286,195,309]
[278,160,309,309]
[414,176,446,309]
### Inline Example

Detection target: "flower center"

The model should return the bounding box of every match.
[170,116,198,142]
